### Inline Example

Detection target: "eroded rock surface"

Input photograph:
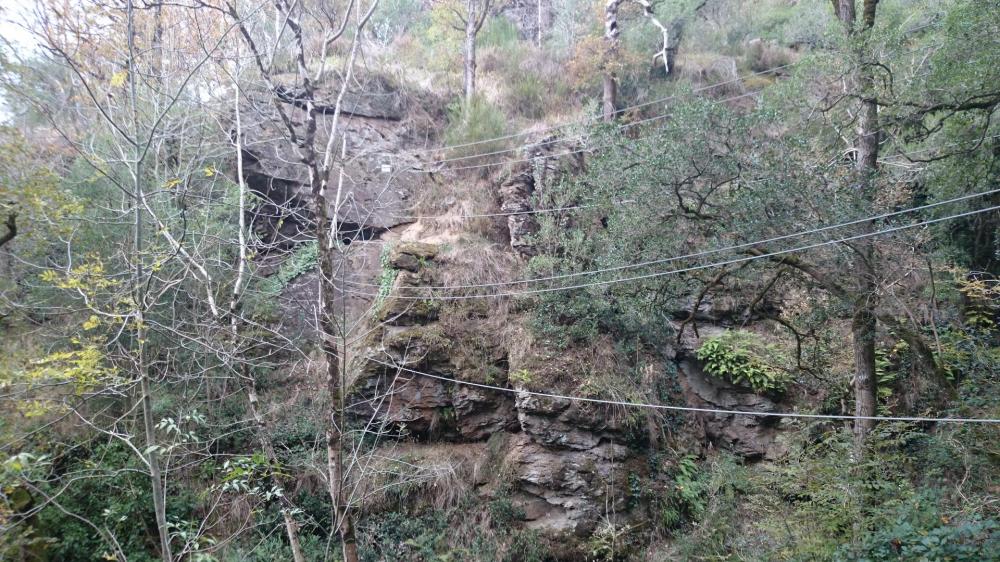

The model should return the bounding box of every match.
[677,358,787,460]
[499,137,584,257]
[241,74,429,251]
[348,243,643,539]
[504,432,632,536]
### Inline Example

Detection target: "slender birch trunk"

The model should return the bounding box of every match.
[464,2,477,103]
[603,0,623,121]
[126,2,172,559]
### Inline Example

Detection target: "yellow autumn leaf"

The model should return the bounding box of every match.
[82,315,101,330]
[110,70,128,88]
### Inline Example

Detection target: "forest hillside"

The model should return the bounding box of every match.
[1,0,999,560]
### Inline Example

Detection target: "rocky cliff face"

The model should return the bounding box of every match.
[258,73,797,553]
[345,242,646,545]
[240,75,430,252]
[498,137,583,257]
[677,358,788,460]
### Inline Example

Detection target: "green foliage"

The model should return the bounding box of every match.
[224,534,328,562]
[258,241,319,297]
[30,442,198,562]
[753,426,1000,561]
[357,505,547,562]
[680,0,838,55]
[666,454,753,558]
[479,17,520,50]
[587,521,637,561]
[526,100,748,351]
[658,454,707,529]
[442,96,509,165]
[696,330,791,394]
[508,369,533,384]
[487,495,524,530]
[0,126,76,248]
[504,73,548,120]
[838,505,1000,562]
[24,342,119,392]
[656,425,1000,560]
[368,0,425,46]
[930,270,1000,392]
[375,243,399,307]
[249,241,320,318]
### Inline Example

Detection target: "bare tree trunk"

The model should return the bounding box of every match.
[247,385,307,562]
[151,3,164,87]
[851,101,880,450]
[138,319,172,562]
[0,213,15,248]
[126,2,172,559]
[852,291,878,446]
[603,0,623,122]
[232,77,307,562]
[834,0,856,28]
[225,3,377,559]
[833,0,881,449]
[602,74,617,123]
[318,218,355,562]
[537,0,542,47]
[340,492,360,562]
[456,0,490,104]
[464,10,477,103]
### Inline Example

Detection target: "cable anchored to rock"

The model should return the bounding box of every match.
[344,189,1000,294]
[366,356,1000,424]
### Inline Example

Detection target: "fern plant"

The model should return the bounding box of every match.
[374,244,398,308]
[696,330,791,394]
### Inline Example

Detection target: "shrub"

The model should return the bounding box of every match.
[442,95,510,170]
[508,369,533,384]
[479,17,520,50]
[695,330,791,394]
[658,454,707,530]
[503,74,547,120]
[744,39,796,73]
[588,521,638,562]
[666,454,752,557]
[836,497,1000,561]
[255,241,319,298]
[375,243,398,308]
[357,504,549,562]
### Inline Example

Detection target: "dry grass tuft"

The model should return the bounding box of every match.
[674,53,744,96]
[356,443,487,513]
[437,236,523,290]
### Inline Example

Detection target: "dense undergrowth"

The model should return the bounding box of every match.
[2,0,1000,560]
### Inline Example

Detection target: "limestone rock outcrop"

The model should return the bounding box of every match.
[240,73,429,251]
[498,137,584,257]
[348,244,644,539]
[677,358,788,460]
